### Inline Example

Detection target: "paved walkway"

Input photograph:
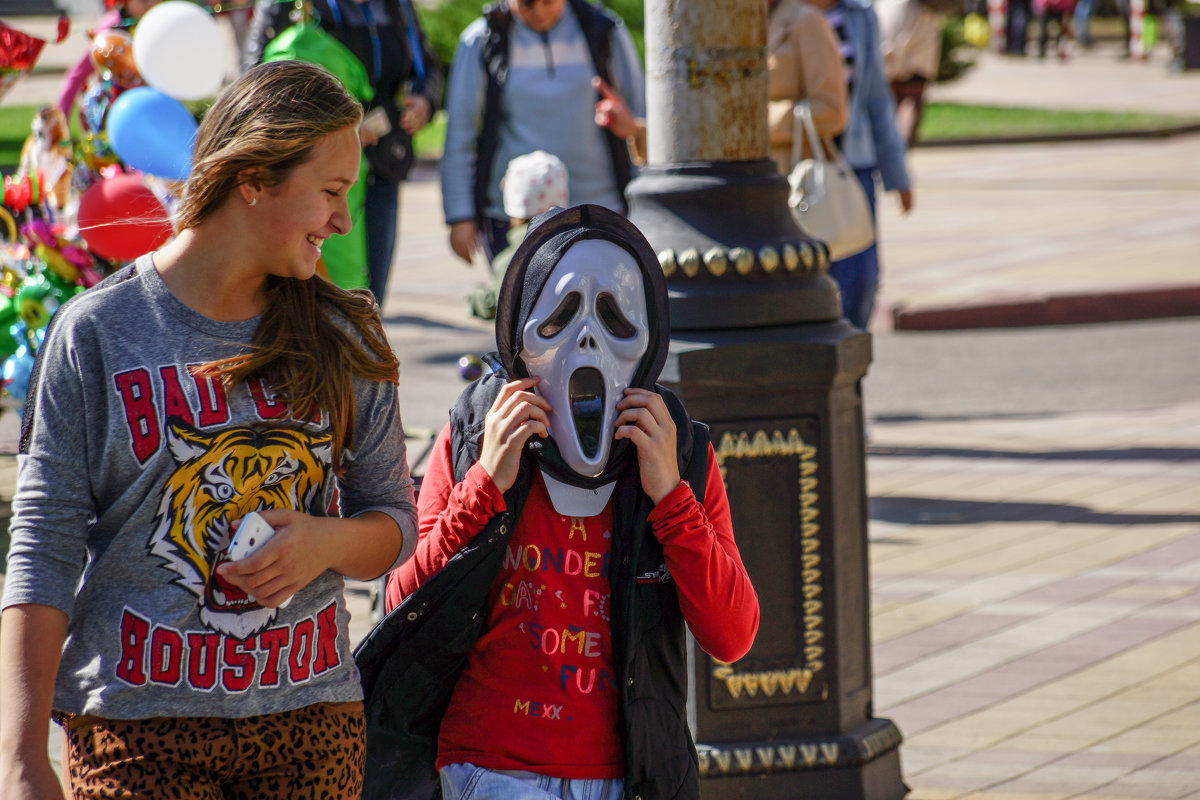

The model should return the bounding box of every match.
[868,402,1200,799]
[2,15,1200,798]
[928,46,1200,118]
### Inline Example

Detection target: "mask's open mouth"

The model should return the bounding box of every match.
[569,367,604,459]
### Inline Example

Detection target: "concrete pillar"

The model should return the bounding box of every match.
[644,0,768,164]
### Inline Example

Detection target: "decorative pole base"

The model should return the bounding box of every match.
[626,161,839,332]
[698,718,905,799]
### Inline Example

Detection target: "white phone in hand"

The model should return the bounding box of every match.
[227,510,275,561]
[361,106,392,139]
[227,511,292,607]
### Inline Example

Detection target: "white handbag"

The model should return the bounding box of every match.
[787,102,876,261]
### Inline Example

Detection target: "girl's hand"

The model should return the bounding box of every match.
[479,377,551,494]
[615,388,681,505]
[216,509,335,608]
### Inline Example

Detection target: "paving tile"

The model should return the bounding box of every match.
[874,572,1053,641]
[1004,573,1133,606]
[982,764,1125,796]
[910,758,1042,790]
[1091,700,1200,756]
[905,788,965,800]
[876,592,1183,709]
[899,746,977,775]
[896,620,1200,755]
[883,614,1191,735]
[1054,751,1164,770]
[1152,746,1200,773]
[942,529,1124,576]
[872,524,1052,575]
[1089,770,1200,799]
[1018,527,1196,577]
[1002,665,1200,754]
[1102,533,1200,570]
[874,611,1029,674]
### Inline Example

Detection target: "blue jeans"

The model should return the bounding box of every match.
[365,174,400,303]
[440,763,624,800]
[827,167,880,330]
[1073,0,1095,44]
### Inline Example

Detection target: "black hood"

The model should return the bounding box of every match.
[493,204,670,488]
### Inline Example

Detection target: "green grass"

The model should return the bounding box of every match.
[0,105,43,167]
[919,102,1198,141]
[0,104,86,168]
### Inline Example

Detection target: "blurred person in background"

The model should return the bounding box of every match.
[1006,0,1032,53]
[466,149,569,321]
[1034,0,1076,58]
[767,0,849,173]
[1075,0,1130,53]
[439,0,645,265]
[246,0,442,302]
[803,0,913,330]
[877,0,944,146]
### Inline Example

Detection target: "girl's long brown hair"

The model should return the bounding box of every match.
[178,61,398,474]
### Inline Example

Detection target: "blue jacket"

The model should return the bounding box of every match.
[837,0,911,191]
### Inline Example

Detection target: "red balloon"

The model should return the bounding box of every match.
[77,174,172,262]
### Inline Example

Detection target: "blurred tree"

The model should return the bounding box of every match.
[937,15,976,82]
[415,0,645,69]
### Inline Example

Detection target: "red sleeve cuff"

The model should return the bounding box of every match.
[462,460,507,517]
[648,480,694,527]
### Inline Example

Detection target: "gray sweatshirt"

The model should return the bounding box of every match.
[1,256,417,719]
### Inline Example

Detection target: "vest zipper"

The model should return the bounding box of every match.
[539,30,555,78]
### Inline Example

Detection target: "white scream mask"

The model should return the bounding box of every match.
[520,239,650,478]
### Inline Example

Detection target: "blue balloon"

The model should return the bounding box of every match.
[2,345,36,415]
[106,87,197,181]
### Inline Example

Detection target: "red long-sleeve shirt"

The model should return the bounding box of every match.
[386,424,759,777]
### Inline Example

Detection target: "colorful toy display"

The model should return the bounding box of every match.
[0,6,239,414]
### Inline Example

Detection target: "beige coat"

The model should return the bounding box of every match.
[877,0,943,82]
[767,0,849,173]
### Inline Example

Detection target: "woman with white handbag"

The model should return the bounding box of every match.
[769,1,877,280]
[767,0,848,174]
[802,0,914,331]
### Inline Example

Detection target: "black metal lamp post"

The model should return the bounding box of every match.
[626,0,906,797]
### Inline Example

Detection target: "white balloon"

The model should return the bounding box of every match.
[133,1,228,101]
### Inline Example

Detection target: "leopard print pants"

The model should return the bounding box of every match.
[61,701,365,799]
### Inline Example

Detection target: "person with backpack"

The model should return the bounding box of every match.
[245,0,441,302]
[439,0,646,265]
[356,204,759,800]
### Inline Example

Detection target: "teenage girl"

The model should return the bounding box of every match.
[0,60,417,799]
